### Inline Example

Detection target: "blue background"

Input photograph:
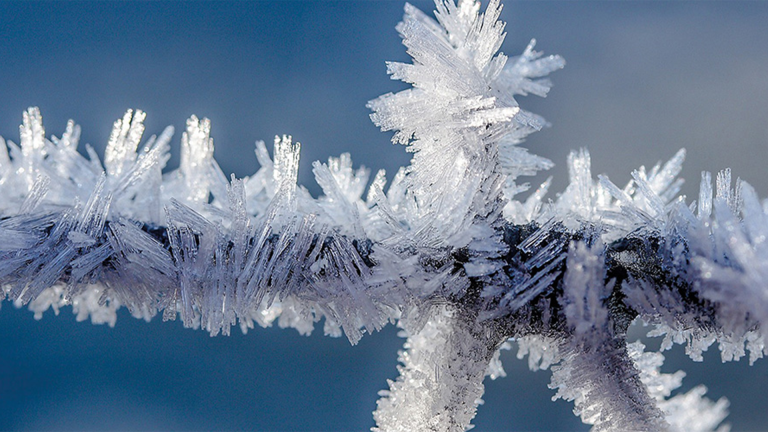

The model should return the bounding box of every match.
[2,1,768,430]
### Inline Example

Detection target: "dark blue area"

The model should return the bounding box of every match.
[0,305,404,431]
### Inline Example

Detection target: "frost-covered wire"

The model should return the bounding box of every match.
[1,0,764,431]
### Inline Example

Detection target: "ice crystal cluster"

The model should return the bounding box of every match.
[2,0,762,430]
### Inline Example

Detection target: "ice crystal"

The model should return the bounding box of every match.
[1,0,764,430]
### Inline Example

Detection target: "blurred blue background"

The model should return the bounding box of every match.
[2,1,768,431]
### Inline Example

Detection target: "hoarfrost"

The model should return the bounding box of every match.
[1,0,766,430]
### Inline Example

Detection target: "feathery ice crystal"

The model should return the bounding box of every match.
[2,0,761,430]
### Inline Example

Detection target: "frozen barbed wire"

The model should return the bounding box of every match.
[0,0,764,430]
